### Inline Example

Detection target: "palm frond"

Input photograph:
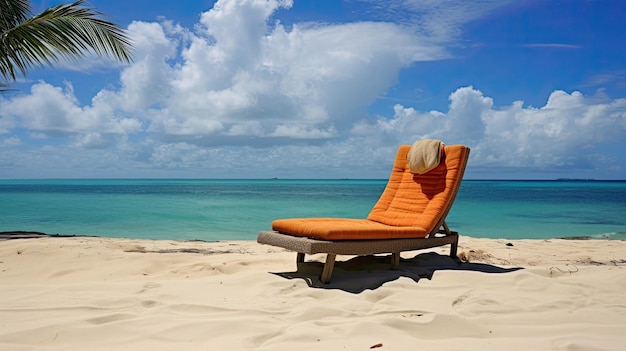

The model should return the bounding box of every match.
[0,0,133,84]
[0,0,32,31]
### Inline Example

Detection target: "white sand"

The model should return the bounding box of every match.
[1,236,625,350]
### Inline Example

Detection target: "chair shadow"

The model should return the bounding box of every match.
[272,252,522,294]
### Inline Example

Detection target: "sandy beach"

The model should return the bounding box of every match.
[1,235,625,350]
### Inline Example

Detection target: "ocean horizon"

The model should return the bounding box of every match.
[1,179,625,241]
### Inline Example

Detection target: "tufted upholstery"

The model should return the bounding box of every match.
[271,144,470,241]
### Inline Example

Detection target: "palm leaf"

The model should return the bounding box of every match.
[0,0,32,30]
[0,0,133,83]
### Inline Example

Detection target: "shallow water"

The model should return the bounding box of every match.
[1,179,624,241]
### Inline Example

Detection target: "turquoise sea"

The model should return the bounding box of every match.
[1,179,625,241]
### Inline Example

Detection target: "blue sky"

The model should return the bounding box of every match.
[1,0,625,179]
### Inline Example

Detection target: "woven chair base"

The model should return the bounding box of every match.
[257,230,458,283]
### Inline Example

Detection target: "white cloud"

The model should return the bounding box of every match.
[1,136,21,146]
[361,87,626,173]
[1,82,142,136]
[355,0,514,41]
[3,0,444,143]
[271,124,337,138]
[0,109,16,134]
[151,4,445,137]
[0,0,624,179]
[72,133,113,149]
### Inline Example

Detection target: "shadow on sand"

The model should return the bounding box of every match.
[272,252,522,294]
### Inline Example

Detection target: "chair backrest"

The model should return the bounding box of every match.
[367,144,470,236]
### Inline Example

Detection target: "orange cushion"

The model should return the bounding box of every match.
[271,218,428,241]
[271,144,468,241]
[367,145,466,232]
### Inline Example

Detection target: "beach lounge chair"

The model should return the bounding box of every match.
[257,141,470,283]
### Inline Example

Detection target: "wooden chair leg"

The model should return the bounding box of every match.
[320,254,336,284]
[391,252,400,269]
[450,242,458,258]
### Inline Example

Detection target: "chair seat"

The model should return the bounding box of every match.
[272,218,429,241]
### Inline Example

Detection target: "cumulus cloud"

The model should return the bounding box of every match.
[1,82,142,136]
[148,1,444,138]
[8,0,444,143]
[0,0,624,178]
[361,87,626,173]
